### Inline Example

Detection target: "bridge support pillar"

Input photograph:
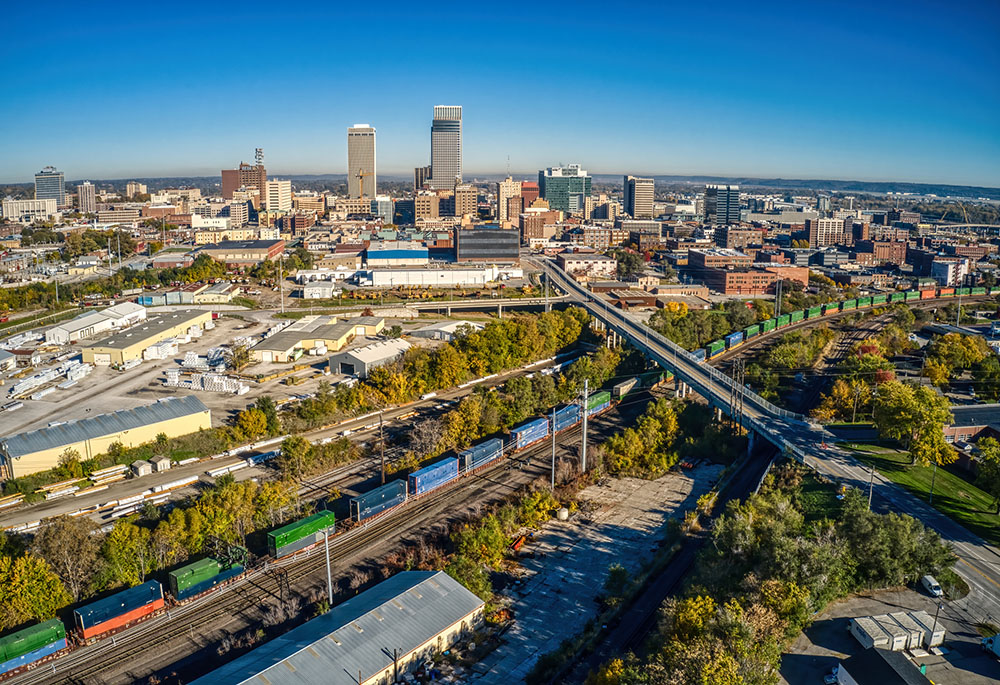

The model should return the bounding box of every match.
[446,306,451,316]
[498,302,503,318]
[715,407,722,422]
[748,430,756,455]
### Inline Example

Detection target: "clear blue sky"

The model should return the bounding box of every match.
[2,0,998,187]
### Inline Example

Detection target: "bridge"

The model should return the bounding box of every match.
[535,257,1000,622]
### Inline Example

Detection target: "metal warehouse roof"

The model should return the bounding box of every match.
[189,571,483,685]
[252,315,355,354]
[0,396,209,459]
[85,309,207,349]
[338,338,411,365]
[949,404,1000,427]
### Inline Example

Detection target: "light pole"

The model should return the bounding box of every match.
[868,462,876,510]
[319,527,333,606]
[932,601,943,641]
[929,461,939,505]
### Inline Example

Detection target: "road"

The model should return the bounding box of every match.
[536,257,1000,629]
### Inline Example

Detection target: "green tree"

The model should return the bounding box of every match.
[255,395,282,435]
[0,554,70,629]
[236,408,267,439]
[31,516,102,601]
[278,435,312,480]
[976,437,1000,514]
[101,518,153,588]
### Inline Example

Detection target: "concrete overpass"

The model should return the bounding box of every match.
[536,257,1000,625]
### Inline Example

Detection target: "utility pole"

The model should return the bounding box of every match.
[581,378,589,473]
[322,528,333,606]
[867,462,876,510]
[379,412,385,485]
[551,406,557,490]
[775,278,783,317]
[279,254,285,314]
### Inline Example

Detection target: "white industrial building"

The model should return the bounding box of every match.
[2,198,58,222]
[45,302,147,344]
[296,268,359,284]
[329,338,411,378]
[357,266,523,288]
[409,320,484,342]
[302,281,343,299]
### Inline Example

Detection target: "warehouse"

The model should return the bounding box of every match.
[44,302,147,344]
[81,309,212,365]
[250,315,384,363]
[410,320,484,341]
[329,338,410,378]
[357,265,521,288]
[0,396,211,479]
[198,239,285,265]
[189,571,484,685]
[365,240,429,267]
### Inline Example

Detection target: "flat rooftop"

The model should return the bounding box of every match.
[85,310,208,350]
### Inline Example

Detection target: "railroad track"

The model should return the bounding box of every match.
[20,404,637,685]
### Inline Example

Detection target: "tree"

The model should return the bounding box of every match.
[154,432,170,456]
[225,342,252,372]
[611,249,645,280]
[873,381,954,465]
[256,395,282,435]
[101,518,153,588]
[924,359,951,387]
[58,447,83,479]
[0,554,70,630]
[976,437,1000,513]
[236,408,267,439]
[278,435,312,480]
[31,516,102,601]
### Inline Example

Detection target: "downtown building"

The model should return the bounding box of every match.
[35,166,66,207]
[539,164,591,214]
[221,154,267,202]
[704,184,740,226]
[428,106,462,190]
[347,124,376,199]
[77,181,97,214]
[623,175,654,219]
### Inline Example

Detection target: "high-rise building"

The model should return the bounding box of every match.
[429,106,462,190]
[265,180,292,213]
[222,152,267,201]
[454,184,478,218]
[704,184,740,226]
[347,124,376,199]
[496,177,522,223]
[414,165,431,191]
[520,182,540,211]
[35,166,66,206]
[538,165,591,214]
[806,218,848,248]
[77,181,96,214]
[623,175,654,219]
[371,196,393,224]
[126,181,147,198]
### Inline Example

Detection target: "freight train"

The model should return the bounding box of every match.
[703,286,991,360]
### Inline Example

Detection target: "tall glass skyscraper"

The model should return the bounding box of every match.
[347,125,376,199]
[538,164,591,214]
[429,106,462,190]
[704,184,741,225]
[35,166,66,206]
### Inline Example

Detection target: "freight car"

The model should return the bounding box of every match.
[551,404,581,433]
[460,438,505,472]
[612,378,638,399]
[168,557,245,602]
[350,480,407,522]
[74,581,164,641]
[408,457,460,496]
[586,391,611,416]
[0,619,66,677]
[267,510,336,558]
[511,417,550,450]
[724,331,744,350]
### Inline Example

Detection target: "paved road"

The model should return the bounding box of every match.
[536,257,1000,629]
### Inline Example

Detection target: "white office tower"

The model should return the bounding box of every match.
[429,105,462,190]
[347,124,376,199]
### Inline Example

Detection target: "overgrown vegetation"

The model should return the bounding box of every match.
[647,300,771,351]
[745,326,834,400]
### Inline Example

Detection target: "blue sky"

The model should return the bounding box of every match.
[2,1,998,186]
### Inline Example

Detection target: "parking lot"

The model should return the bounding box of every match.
[780,588,1000,684]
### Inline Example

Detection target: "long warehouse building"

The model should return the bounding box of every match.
[190,571,484,685]
[0,396,211,479]
[81,309,212,365]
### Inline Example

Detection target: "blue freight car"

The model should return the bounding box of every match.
[691,348,707,362]
[74,580,164,639]
[725,331,744,349]
[460,438,504,472]
[511,417,549,450]
[408,457,459,496]
[351,480,408,522]
[551,404,581,433]
[174,565,244,602]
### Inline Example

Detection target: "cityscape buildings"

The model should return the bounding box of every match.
[428,105,462,190]
[496,176,521,223]
[704,184,740,225]
[623,175,654,219]
[34,166,66,206]
[77,181,96,214]
[347,125,376,199]
[265,179,292,213]
[538,164,591,214]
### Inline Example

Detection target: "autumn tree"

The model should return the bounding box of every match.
[236,408,267,440]
[32,515,102,601]
[0,554,70,630]
[101,518,153,588]
[976,437,1000,514]
[873,381,954,465]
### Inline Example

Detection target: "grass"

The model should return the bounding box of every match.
[796,469,843,522]
[842,442,1000,546]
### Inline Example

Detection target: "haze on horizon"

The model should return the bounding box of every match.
[1,1,998,188]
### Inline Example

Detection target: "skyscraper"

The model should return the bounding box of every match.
[347,125,376,199]
[414,165,431,191]
[222,150,267,201]
[538,164,591,214]
[496,177,522,223]
[35,166,66,206]
[704,184,741,225]
[265,180,292,213]
[429,106,462,190]
[78,181,96,214]
[623,176,654,219]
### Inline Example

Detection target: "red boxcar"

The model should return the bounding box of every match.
[74,581,164,640]
[920,289,937,300]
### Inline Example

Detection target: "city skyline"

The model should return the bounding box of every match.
[1,2,998,187]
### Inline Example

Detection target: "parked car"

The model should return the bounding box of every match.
[921,574,944,597]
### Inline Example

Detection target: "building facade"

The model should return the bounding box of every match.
[347,124,377,199]
[455,226,520,262]
[265,180,292,213]
[35,166,66,206]
[429,105,462,190]
[2,198,57,222]
[539,164,591,214]
[623,175,654,219]
[496,176,522,223]
[77,181,97,214]
[704,184,740,225]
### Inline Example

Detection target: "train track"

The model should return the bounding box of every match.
[20,401,639,685]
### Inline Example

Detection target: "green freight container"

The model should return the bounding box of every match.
[290,348,305,361]
[0,619,65,664]
[586,391,611,409]
[972,287,987,295]
[762,319,776,332]
[991,287,1000,295]
[841,299,857,310]
[777,314,791,327]
[807,306,822,318]
[957,287,971,296]
[790,310,804,323]
[823,303,839,314]
[890,292,905,303]
[169,558,221,596]
[744,324,760,338]
[858,297,872,308]
[268,510,336,556]
[905,290,920,301]
[707,340,726,356]
[873,294,887,305]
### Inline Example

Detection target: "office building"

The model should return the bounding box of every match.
[414,165,431,191]
[77,181,97,214]
[806,218,848,248]
[455,226,520,262]
[453,184,477,218]
[126,181,147,198]
[496,176,522,223]
[347,125,376,199]
[520,181,540,210]
[414,193,440,221]
[429,105,462,190]
[35,166,66,206]
[704,184,740,225]
[623,175,654,219]
[539,164,591,214]
[371,196,393,224]
[222,154,267,201]
[2,198,58,222]
[265,180,292,213]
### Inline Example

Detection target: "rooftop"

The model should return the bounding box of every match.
[189,571,483,685]
[84,310,207,350]
[1,396,209,460]
[839,648,931,685]
[339,338,411,364]
[201,240,283,250]
[949,404,1000,428]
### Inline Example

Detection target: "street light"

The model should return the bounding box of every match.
[318,527,333,606]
